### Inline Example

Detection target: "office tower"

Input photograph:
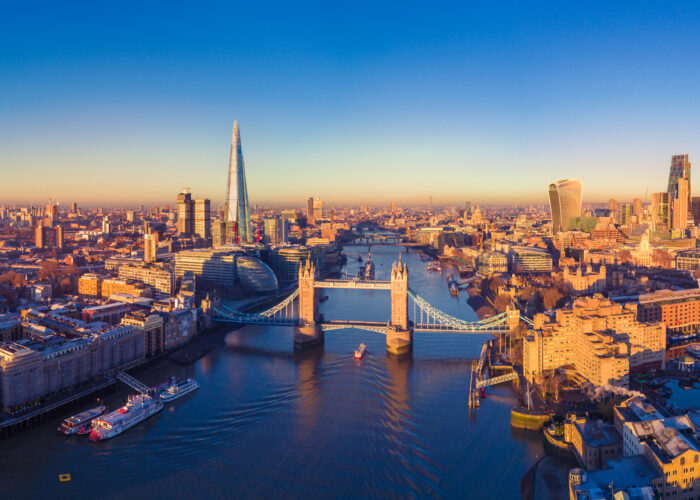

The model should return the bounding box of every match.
[672,177,689,230]
[429,195,433,212]
[313,198,323,221]
[608,199,618,213]
[548,179,582,234]
[126,210,135,223]
[55,225,63,250]
[177,189,194,235]
[194,199,211,239]
[633,198,642,216]
[391,202,397,214]
[102,217,111,234]
[263,217,288,245]
[620,203,633,225]
[651,192,670,228]
[667,154,691,206]
[35,224,45,248]
[692,197,700,224]
[225,121,252,243]
[45,203,57,227]
[70,202,77,214]
[306,197,314,224]
[144,233,157,263]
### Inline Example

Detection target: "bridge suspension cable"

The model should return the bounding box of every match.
[407,288,509,332]
[212,289,299,325]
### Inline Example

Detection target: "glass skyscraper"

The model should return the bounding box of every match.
[548,179,582,234]
[225,121,252,243]
[667,154,691,202]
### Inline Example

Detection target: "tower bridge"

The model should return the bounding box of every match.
[211,255,527,355]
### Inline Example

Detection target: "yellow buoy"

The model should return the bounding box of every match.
[59,474,71,482]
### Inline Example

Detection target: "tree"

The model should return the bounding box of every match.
[488,276,505,295]
[0,271,25,287]
[493,293,511,313]
[38,261,58,280]
[543,288,563,310]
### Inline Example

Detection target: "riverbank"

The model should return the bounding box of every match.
[168,322,233,364]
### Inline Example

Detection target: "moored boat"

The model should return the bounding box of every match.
[158,377,200,403]
[58,405,107,435]
[427,261,442,272]
[354,343,367,359]
[89,394,163,441]
[687,344,700,358]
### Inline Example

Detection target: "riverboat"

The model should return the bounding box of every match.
[687,344,700,358]
[158,377,200,403]
[354,343,367,359]
[58,405,106,435]
[89,394,163,441]
[427,262,442,272]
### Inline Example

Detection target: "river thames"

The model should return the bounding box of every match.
[0,244,544,499]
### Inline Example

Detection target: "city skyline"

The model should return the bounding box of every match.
[3,3,700,206]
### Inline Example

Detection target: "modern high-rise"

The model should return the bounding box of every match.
[225,121,252,243]
[263,217,289,245]
[651,192,670,228]
[313,198,323,221]
[667,154,691,205]
[633,198,642,216]
[620,203,633,226]
[194,199,211,239]
[548,179,582,234]
[672,177,689,230]
[144,233,157,263]
[177,189,194,235]
[176,189,210,240]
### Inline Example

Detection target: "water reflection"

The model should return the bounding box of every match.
[0,244,546,500]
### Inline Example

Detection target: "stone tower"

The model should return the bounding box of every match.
[387,254,412,356]
[295,257,322,347]
[298,257,318,325]
[390,254,409,330]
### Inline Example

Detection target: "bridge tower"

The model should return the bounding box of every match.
[295,257,323,348]
[506,304,520,333]
[387,254,413,356]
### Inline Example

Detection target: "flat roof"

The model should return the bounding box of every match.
[573,456,659,498]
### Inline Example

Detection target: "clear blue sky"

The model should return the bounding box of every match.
[2,1,700,208]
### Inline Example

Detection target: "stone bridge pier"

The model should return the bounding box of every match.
[295,254,414,356]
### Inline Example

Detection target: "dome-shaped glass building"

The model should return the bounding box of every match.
[236,256,278,293]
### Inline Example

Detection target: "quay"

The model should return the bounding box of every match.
[0,357,149,438]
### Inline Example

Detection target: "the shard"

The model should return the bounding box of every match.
[225,120,252,243]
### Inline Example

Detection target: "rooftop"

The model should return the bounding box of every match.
[572,456,659,500]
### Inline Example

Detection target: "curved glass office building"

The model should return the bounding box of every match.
[548,179,582,235]
[236,256,278,293]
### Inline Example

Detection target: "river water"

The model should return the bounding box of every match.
[0,244,544,499]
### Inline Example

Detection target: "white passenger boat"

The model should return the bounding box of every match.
[89,394,163,441]
[355,343,367,359]
[58,405,107,435]
[158,377,200,403]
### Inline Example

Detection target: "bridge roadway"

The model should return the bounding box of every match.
[314,279,391,290]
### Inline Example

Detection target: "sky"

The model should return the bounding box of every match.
[1,1,700,208]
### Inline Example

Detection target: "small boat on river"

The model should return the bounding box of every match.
[355,343,367,359]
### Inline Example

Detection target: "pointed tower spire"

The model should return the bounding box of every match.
[225,120,252,243]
